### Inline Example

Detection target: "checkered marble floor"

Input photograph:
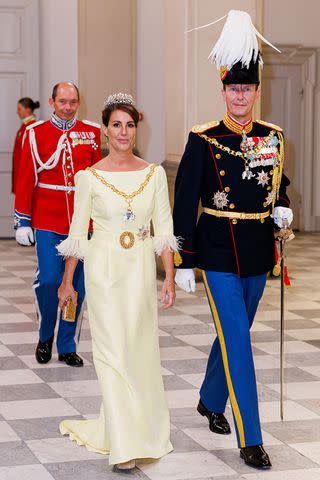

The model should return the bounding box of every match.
[0,233,320,480]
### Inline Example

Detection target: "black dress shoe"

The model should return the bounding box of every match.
[35,336,54,364]
[240,445,272,469]
[197,399,231,434]
[58,352,83,367]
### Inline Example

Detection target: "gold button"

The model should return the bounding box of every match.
[260,218,265,224]
[232,219,238,225]
[230,203,235,209]
[216,154,221,159]
[68,182,72,186]
[67,190,72,195]
[267,186,271,191]
[225,186,230,193]
[220,170,225,176]
[263,202,267,207]
[67,165,71,169]
[68,173,72,177]
[270,170,274,175]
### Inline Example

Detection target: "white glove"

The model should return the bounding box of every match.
[273,207,293,229]
[16,227,34,246]
[175,269,196,293]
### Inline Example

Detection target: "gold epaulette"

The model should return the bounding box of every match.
[256,119,283,132]
[191,120,220,134]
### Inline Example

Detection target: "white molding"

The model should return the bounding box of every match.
[263,45,318,231]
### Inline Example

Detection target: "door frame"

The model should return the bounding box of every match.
[262,45,317,231]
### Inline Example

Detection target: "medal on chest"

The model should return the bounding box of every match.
[240,130,279,184]
[69,131,99,150]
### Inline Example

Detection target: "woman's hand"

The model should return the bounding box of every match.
[58,282,77,309]
[161,277,176,310]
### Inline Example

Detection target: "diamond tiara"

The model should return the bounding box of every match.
[103,92,135,108]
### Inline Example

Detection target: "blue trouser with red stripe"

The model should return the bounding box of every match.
[200,270,267,448]
[33,229,85,354]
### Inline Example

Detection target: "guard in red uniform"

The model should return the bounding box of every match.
[14,82,101,366]
[12,97,40,194]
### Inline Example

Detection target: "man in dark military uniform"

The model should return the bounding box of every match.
[173,10,293,470]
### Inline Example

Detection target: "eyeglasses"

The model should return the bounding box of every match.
[225,85,257,95]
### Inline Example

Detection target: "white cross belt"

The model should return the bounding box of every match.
[37,183,75,192]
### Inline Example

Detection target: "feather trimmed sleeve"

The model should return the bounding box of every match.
[152,166,181,256]
[56,170,92,259]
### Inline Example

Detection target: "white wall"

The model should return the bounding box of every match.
[39,0,78,119]
[264,0,320,227]
[136,0,165,163]
[264,1,320,47]
[164,0,260,163]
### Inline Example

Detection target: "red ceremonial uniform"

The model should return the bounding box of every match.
[12,115,36,194]
[14,114,101,234]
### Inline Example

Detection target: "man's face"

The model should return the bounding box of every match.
[222,84,260,120]
[49,84,79,120]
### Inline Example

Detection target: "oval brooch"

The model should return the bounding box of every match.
[119,231,135,249]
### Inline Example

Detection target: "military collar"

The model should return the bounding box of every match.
[223,113,253,135]
[23,115,36,124]
[50,112,77,131]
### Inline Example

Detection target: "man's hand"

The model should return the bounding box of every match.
[273,207,293,229]
[175,269,196,293]
[16,227,34,246]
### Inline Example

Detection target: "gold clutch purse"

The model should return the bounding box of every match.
[62,292,78,322]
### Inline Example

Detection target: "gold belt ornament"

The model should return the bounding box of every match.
[119,231,135,249]
[203,207,270,221]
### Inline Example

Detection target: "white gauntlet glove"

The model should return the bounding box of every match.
[273,207,293,229]
[16,227,34,246]
[175,269,196,293]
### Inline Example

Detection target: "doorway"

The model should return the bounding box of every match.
[261,46,317,232]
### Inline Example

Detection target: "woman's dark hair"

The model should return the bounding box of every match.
[18,97,40,111]
[102,103,140,127]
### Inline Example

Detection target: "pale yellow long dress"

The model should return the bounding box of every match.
[57,164,177,465]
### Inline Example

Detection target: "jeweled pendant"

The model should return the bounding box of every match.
[242,166,255,180]
[123,207,135,222]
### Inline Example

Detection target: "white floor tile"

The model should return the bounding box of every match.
[48,379,100,397]
[26,437,104,463]
[176,334,216,347]
[0,465,55,480]
[15,304,36,314]
[283,329,320,341]
[182,427,282,450]
[253,354,292,370]
[174,305,211,315]
[137,451,236,480]
[289,442,320,466]
[180,374,204,388]
[242,468,320,479]
[158,315,203,326]
[0,313,33,324]
[255,311,303,321]
[165,389,200,409]
[267,382,320,400]
[0,345,14,357]
[0,398,79,420]
[0,331,39,345]
[259,400,319,423]
[160,346,207,361]
[254,341,319,355]
[0,369,43,386]
[0,421,20,442]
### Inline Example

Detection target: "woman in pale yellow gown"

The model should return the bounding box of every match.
[57,93,179,470]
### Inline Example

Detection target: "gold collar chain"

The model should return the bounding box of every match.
[199,130,276,161]
[87,164,157,205]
